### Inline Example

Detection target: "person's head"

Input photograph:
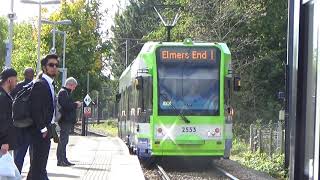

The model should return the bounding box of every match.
[24,67,34,81]
[41,54,59,78]
[0,68,18,92]
[65,77,78,92]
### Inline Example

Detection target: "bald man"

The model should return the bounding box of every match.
[11,67,35,173]
[11,67,34,98]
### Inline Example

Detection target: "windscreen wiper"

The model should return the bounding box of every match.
[159,93,190,124]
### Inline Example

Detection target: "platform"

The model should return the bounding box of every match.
[21,136,145,180]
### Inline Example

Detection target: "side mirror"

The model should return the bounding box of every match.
[234,76,241,91]
[116,94,121,103]
[135,76,143,90]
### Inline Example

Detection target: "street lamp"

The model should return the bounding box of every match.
[4,0,16,68]
[41,19,72,54]
[20,0,61,74]
[51,29,67,85]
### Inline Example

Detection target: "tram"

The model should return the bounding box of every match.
[116,39,239,159]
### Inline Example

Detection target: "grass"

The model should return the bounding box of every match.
[231,138,288,179]
[89,119,118,137]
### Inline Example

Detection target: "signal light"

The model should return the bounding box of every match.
[234,76,241,91]
[227,107,234,116]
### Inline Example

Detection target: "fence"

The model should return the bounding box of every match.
[249,121,285,156]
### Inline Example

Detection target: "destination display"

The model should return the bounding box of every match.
[157,46,220,62]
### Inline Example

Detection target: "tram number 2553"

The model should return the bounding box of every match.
[182,127,197,133]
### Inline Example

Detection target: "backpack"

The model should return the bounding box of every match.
[12,82,35,128]
[55,98,62,122]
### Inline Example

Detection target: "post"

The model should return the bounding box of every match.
[125,39,128,67]
[51,26,56,54]
[87,72,89,94]
[81,103,85,136]
[62,32,66,85]
[82,73,90,136]
[281,130,285,154]
[166,26,172,42]
[259,128,262,153]
[250,124,254,152]
[97,91,99,124]
[5,0,14,68]
[37,2,41,74]
[269,127,273,156]
[85,73,90,135]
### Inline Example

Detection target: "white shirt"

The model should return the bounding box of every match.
[40,74,55,133]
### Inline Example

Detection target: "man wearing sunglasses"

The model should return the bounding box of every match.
[27,54,59,180]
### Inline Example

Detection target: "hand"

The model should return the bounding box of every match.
[0,144,9,154]
[42,131,48,138]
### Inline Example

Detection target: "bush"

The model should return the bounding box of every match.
[231,139,288,179]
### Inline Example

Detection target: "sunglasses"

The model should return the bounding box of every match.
[47,63,59,68]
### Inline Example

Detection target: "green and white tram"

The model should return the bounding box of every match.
[117,39,238,159]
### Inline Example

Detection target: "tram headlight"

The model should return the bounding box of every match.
[207,127,222,137]
[156,127,165,138]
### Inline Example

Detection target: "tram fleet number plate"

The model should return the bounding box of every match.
[182,126,197,133]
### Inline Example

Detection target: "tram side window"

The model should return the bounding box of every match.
[136,76,152,123]
[119,91,125,118]
[128,86,133,120]
[143,77,153,114]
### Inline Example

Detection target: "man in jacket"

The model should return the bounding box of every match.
[11,67,35,173]
[27,54,59,180]
[0,68,18,155]
[56,77,81,166]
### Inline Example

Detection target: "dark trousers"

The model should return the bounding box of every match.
[56,122,73,163]
[14,127,33,173]
[27,129,51,180]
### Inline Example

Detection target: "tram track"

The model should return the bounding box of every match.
[143,157,241,180]
[212,162,239,180]
[156,164,171,180]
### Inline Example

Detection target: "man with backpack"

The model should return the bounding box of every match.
[0,68,18,155]
[27,54,59,180]
[11,67,35,173]
[56,77,81,167]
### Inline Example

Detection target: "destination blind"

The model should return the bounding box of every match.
[157,46,220,62]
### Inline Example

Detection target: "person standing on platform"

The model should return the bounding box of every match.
[11,67,35,173]
[0,68,18,156]
[27,54,59,180]
[56,77,81,166]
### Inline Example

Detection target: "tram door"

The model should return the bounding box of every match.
[288,0,320,179]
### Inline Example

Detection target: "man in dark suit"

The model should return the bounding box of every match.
[11,67,35,173]
[0,68,18,155]
[27,54,59,180]
[56,77,81,166]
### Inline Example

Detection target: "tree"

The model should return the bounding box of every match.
[0,17,8,67]
[11,23,37,80]
[110,0,288,137]
[110,0,165,78]
[41,0,111,100]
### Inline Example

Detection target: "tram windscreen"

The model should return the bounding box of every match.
[157,46,220,116]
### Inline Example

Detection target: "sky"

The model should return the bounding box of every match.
[0,0,128,36]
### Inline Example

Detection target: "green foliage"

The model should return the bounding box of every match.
[0,17,8,67]
[41,0,111,100]
[11,23,37,81]
[232,139,288,179]
[89,119,118,137]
